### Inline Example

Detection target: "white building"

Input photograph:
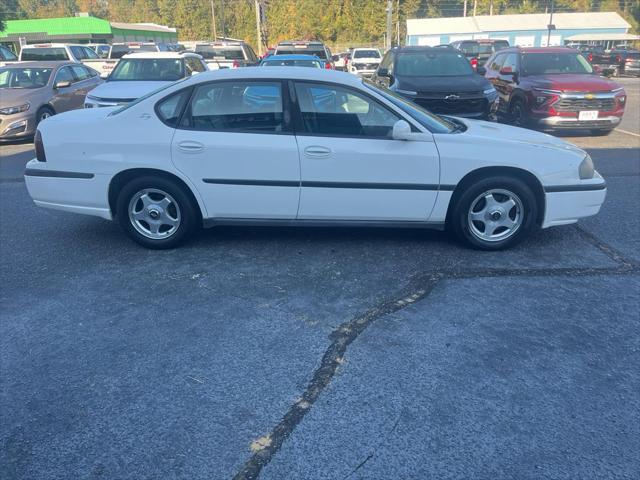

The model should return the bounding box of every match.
[407,11,638,49]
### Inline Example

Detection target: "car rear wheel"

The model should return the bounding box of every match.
[450,176,538,250]
[36,106,54,126]
[116,176,198,249]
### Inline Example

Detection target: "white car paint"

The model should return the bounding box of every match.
[24,67,606,247]
[348,48,382,77]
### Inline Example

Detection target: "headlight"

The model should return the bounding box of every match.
[579,154,594,180]
[0,103,30,115]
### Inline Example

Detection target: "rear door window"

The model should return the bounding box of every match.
[22,48,69,61]
[182,81,285,133]
[70,64,90,81]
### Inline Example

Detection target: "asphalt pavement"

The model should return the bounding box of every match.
[1,77,639,480]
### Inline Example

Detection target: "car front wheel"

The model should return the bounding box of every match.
[116,176,198,249]
[450,176,538,250]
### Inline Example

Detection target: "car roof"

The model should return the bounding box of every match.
[277,41,325,46]
[1,61,75,69]
[21,43,84,48]
[501,46,578,54]
[263,54,321,61]
[182,66,362,85]
[122,52,201,59]
[396,45,459,53]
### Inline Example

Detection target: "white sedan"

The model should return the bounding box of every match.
[25,67,606,250]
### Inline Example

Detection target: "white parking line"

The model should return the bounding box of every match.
[616,129,640,138]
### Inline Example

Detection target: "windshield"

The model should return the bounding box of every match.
[353,50,380,59]
[276,46,328,59]
[0,67,52,89]
[0,46,18,61]
[396,51,473,76]
[109,77,190,116]
[364,80,455,134]
[522,53,593,75]
[21,48,68,61]
[195,46,245,60]
[261,59,321,68]
[109,58,185,81]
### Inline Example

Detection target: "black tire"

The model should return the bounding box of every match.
[591,129,613,136]
[509,99,527,128]
[450,175,538,251]
[116,175,198,249]
[35,106,54,126]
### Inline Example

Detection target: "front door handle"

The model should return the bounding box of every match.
[304,146,332,158]
[177,141,204,153]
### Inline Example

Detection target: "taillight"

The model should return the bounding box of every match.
[35,130,46,162]
[232,60,240,68]
[470,57,478,69]
[615,55,621,63]
[325,62,333,69]
[625,58,633,64]
[587,53,593,62]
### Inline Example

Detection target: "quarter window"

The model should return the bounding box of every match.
[182,81,284,133]
[489,53,506,71]
[70,64,90,80]
[294,82,400,138]
[157,89,192,127]
[501,53,518,73]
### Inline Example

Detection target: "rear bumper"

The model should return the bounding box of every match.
[542,175,607,228]
[24,160,113,220]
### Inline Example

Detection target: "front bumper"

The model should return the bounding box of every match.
[532,115,622,130]
[24,160,113,220]
[542,174,607,228]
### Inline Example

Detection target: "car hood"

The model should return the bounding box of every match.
[455,117,585,156]
[525,74,621,92]
[397,74,491,93]
[88,80,172,100]
[0,87,49,108]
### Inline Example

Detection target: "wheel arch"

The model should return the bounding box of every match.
[108,168,205,221]
[445,166,545,227]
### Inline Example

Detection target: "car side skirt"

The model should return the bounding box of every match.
[202,218,446,230]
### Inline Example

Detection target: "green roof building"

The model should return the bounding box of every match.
[0,15,177,47]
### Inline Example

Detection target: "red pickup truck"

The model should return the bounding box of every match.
[483,47,626,135]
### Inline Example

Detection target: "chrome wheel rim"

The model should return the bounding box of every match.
[38,111,51,123]
[468,189,523,243]
[128,188,181,240]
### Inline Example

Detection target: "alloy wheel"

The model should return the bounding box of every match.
[467,189,524,242]
[128,188,181,240]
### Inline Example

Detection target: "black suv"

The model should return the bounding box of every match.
[371,46,499,119]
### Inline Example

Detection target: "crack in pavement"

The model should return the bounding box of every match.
[232,227,638,480]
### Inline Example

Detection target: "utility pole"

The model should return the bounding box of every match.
[210,0,217,40]
[473,0,477,17]
[255,0,263,56]
[489,0,494,16]
[547,0,555,47]
[463,0,468,17]
[220,0,226,40]
[386,0,393,50]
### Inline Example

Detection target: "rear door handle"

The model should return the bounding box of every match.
[177,141,204,153]
[304,146,332,158]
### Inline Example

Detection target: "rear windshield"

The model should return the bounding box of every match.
[0,67,52,89]
[21,47,68,61]
[111,45,158,59]
[353,50,380,59]
[276,46,327,59]
[522,53,593,76]
[0,46,18,61]
[109,58,185,81]
[478,44,495,54]
[456,42,479,55]
[195,46,245,60]
[396,51,473,76]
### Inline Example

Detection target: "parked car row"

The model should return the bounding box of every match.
[573,44,640,77]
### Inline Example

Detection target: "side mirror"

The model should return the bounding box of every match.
[392,120,434,142]
[54,80,72,89]
[476,66,487,75]
[392,119,412,140]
